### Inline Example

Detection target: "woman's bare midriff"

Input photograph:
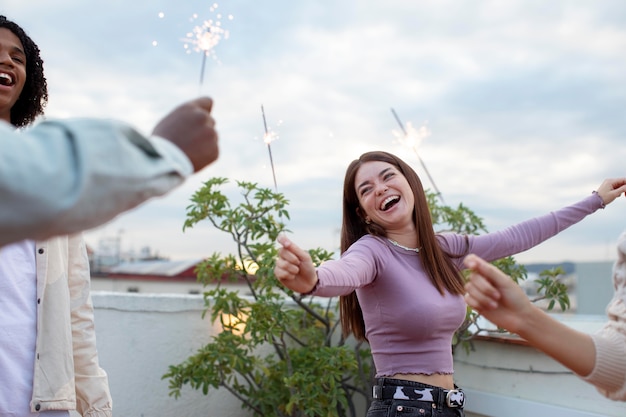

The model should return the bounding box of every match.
[391,373,455,390]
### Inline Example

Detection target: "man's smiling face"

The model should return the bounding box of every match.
[0,27,27,124]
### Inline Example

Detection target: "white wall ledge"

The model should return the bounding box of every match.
[93,290,206,312]
[463,388,608,417]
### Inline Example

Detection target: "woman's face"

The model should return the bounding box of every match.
[0,27,27,124]
[354,160,415,232]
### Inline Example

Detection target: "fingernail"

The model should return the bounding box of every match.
[277,234,289,246]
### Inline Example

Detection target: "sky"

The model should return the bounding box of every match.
[4,0,626,265]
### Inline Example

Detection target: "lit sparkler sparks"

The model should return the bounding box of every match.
[391,108,445,204]
[182,4,233,89]
[261,105,279,191]
[151,12,167,47]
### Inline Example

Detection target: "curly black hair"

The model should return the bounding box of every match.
[0,15,48,127]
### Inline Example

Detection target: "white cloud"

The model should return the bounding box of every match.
[5,0,626,264]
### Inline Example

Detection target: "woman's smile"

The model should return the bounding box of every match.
[380,195,400,211]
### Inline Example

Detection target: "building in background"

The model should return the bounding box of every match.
[91,259,205,294]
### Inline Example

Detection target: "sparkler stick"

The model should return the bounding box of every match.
[198,50,208,88]
[391,108,445,204]
[261,105,278,191]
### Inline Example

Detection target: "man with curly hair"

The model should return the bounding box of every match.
[0,15,217,417]
[0,15,113,417]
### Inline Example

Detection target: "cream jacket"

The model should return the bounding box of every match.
[31,234,112,416]
[584,230,626,401]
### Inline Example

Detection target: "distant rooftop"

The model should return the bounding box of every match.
[107,259,203,277]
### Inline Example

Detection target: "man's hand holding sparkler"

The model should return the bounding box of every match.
[152,97,219,172]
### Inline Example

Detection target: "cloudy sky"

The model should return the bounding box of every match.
[5,0,626,264]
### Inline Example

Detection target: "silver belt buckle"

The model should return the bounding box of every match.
[372,385,382,400]
[445,389,464,408]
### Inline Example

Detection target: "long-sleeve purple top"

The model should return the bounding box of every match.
[313,193,604,377]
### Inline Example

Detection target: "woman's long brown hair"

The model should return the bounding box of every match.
[339,151,465,341]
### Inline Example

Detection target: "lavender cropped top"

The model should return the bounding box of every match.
[313,193,604,377]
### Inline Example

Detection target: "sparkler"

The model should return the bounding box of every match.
[391,108,445,204]
[261,105,279,191]
[181,4,232,90]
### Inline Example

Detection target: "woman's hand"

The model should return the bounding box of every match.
[274,234,319,294]
[463,254,533,335]
[595,178,626,206]
[463,254,597,378]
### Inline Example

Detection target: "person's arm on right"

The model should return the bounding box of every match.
[0,97,218,246]
[584,231,626,400]
[463,254,596,377]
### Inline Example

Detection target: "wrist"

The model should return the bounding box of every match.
[516,304,548,340]
[302,275,319,296]
[592,190,606,208]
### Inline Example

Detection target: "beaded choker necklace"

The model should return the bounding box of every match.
[387,238,420,253]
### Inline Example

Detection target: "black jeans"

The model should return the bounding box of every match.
[366,378,465,417]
